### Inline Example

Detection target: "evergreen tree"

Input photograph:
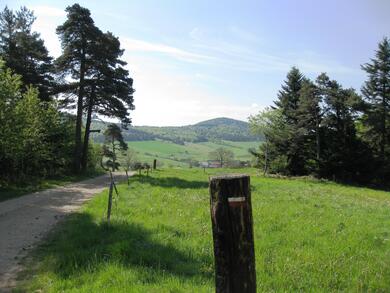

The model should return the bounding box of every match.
[101,124,128,172]
[81,31,135,171]
[273,67,305,175]
[316,73,364,181]
[274,67,303,123]
[0,6,53,101]
[297,78,322,174]
[361,37,390,179]
[56,4,100,172]
[56,4,135,173]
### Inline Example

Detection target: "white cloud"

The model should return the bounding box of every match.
[32,6,66,17]
[121,37,213,64]
[31,6,66,57]
[125,55,264,126]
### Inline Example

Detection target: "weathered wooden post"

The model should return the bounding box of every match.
[109,171,119,197]
[125,170,129,185]
[107,182,114,223]
[209,174,256,293]
[153,159,157,170]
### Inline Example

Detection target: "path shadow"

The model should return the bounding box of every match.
[133,175,208,189]
[33,213,212,283]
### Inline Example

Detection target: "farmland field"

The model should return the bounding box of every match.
[17,168,390,292]
[126,140,259,167]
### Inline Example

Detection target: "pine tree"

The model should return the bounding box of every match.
[0,6,53,101]
[361,37,390,179]
[56,4,100,172]
[297,78,322,174]
[273,67,305,175]
[101,124,128,172]
[81,31,135,171]
[275,67,303,123]
[316,73,363,180]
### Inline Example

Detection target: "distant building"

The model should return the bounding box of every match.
[200,160,222,168]
[201,160,250,168]
[208,160,222,168]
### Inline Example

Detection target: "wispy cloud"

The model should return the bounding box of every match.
[123,30,356,75]
[122,37,214,64]
[23,4,360,126]
[188,27,358,74]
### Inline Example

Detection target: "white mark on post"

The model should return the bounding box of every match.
[228,197,246,202]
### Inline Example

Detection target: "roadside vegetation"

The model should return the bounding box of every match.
[16,168,390,292]
[0,4,134,198]
[0,170,104,202]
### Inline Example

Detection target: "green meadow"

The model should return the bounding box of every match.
[126,140,259,167]
[17,168,390,292]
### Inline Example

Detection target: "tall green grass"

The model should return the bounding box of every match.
[17,168,390,292]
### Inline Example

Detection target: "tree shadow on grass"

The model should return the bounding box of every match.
[133,175,208,189]
[33,213,213,284]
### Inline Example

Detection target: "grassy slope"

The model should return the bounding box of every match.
[127,140,259,167]
[17,168,390,292]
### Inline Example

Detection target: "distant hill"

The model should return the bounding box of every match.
[90,117,261,144]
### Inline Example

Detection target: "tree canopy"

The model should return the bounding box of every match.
[0,6,54,101]
[249,39,390,185]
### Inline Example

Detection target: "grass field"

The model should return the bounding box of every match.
[17,168,390,292]
[126,140,259,167]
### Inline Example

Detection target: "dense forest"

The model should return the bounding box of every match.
[249,38,390,186]
[0,4,134,184]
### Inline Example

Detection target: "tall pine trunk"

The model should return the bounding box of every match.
[73,46,86,173]
[81,85,95,172]
[316,115,321,162]
[111,135,116,172]
[381,94,386,164]
[263,141,269,176]
[380,92,387,183]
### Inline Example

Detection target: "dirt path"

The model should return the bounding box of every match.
[0,173,127,291]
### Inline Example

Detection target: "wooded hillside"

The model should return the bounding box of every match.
[90,117,260,144]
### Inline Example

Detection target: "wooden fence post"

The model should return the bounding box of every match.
[107,182,114,223]
[153,159,157,170]
[209,174,256,293]
[125,170,129,185]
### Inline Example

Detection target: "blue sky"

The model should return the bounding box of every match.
[3,0,390,125]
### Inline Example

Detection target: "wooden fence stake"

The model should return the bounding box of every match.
[153,159,157,170]
[125,170,129,185]
[209,174,256,293]
[107,182,114,223]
